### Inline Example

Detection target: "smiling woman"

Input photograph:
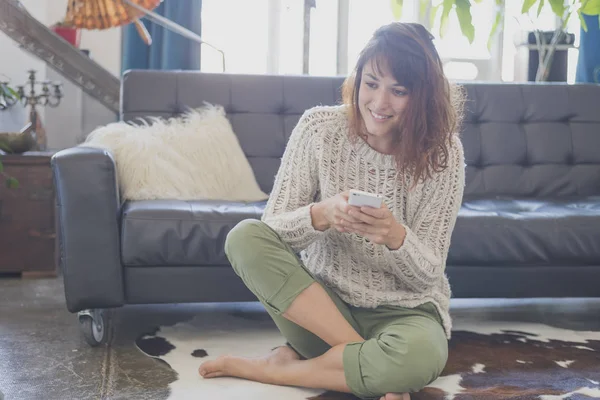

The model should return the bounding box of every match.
[343,22,465,186]
[199,22,467,400]
[355,65,410,153]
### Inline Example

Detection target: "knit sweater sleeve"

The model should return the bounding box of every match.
[382,136,465,291]
[261,109,324,252]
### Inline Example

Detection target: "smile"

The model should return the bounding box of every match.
[370,110,392,121]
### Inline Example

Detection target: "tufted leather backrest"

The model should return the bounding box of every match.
[461,84,600,197]
[121,70,346,193]
[121,70,600,197]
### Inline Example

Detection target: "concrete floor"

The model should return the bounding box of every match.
[1,276,599,400]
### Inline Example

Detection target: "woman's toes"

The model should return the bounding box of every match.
[198,357,226,378]
[202,371,224,379]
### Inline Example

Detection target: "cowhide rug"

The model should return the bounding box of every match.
[136,309,600,400]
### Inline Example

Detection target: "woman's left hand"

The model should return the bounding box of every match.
[343,203,407,250]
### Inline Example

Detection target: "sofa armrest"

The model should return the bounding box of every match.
[51,146,124,312]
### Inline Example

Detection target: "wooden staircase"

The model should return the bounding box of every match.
[0,0,120,114]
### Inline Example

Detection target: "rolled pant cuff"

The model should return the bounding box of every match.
[343,341,377,399]
[265,265,315,315]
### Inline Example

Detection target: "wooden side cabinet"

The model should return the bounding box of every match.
[0,151,57,277]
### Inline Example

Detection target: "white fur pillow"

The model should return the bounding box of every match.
[82,104,269,202]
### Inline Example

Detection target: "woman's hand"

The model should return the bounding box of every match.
[310,191,362,232]
[343,202,407,250]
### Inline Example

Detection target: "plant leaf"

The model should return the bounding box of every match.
[419,0,429,21]
[548,0,566,18]
[5,86,19,99]
[537,0,545,17]
[391,0,403,20]
[456,0,475,43]
[440,0,454,38]
[430,3,441,30]
[522,0,537,14]
[6,177,19,189]
[1,84,9,97]
[578,10,589,31]
[0,161,4,173]
[0,83,19,102]
[488,9,504,51]
[581,0,600,15]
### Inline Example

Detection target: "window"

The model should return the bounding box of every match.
[427,0,501,80]
[201,0,340,76]
[429,0,497,60]
[276,0,340,76]
[200,0,270,74]
[347,0,399,73]
[199,0,541,82]
[307,0,339,76]
[501,0,580,82]
[278,0,304,75]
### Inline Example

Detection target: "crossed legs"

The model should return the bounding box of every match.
[198,219,436,399]
[198,280,409,400]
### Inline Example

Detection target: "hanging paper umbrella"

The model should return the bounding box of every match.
[62,0,162,44]
[59,0,225,70]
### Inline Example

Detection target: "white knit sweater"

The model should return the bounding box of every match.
[261,105,465,339]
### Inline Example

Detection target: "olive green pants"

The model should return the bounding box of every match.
[224,219,448,399]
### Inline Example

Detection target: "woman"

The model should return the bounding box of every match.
[199,22,465,400]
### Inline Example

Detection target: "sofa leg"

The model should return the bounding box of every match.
[77,309,109,347]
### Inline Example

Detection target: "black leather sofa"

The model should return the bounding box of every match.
[51,71,600,345]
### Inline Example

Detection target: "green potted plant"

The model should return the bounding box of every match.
[0,81,20,189]
[0,80,19,111]
[390,0,600,81]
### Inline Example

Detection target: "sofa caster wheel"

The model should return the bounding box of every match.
[78,309,108,347]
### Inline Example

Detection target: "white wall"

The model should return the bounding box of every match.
[0,0,121,150]
[0,0,49,126]
[0,0,48,86]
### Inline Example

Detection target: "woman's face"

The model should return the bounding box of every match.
[358,60,410,140]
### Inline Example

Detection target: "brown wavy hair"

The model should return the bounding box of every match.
[342,22,465,187]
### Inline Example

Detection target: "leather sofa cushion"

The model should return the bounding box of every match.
[121,200,266,266]
[448,197,600,266]
[121,197,600,268]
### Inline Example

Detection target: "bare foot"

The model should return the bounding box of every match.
[379,393,410,400]
[198,344,300,381]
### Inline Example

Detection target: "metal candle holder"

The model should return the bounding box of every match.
[16,69,63,150]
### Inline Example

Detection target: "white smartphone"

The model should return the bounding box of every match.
[348,189,383,208]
